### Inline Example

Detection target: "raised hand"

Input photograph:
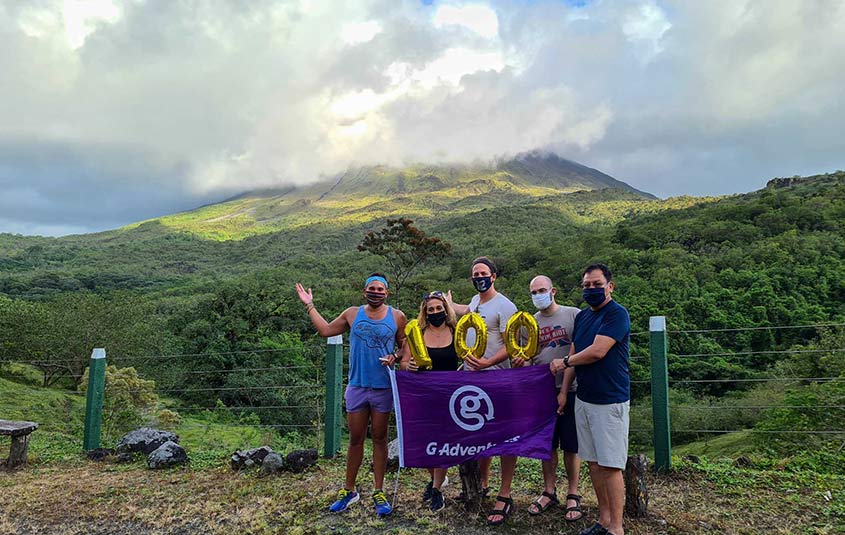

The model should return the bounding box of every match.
[294,283,313,305]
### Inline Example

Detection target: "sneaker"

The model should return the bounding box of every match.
[422,480,433,502]
[329,489,359,513]
[429,487,445,512]
[372,489,393,517]
[578,523,608,535]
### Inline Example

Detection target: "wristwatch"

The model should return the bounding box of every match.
[563,355,571,369]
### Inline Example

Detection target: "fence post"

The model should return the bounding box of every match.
[83,348,106,451]
[649,316,672,471]
[324,335,343,458]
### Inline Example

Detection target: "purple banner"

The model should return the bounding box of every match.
[390,365,558,468]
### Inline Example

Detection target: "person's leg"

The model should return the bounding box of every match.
[588,461,611,528]
[479,456,492,490]
[563,451,582,520]
[487,456,517,523]
[345,409,370,490]
[598,466,625,535]
[370,410,390,490]
[433,467,447,489]
[528,451,558,514]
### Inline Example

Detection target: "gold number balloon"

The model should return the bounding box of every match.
[454,312,487,361]
[404,319,432,370]
[505,311,540,360]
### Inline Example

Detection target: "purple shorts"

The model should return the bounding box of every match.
[345,385,394,413]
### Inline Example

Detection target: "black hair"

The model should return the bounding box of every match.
[368,272,387,280]
[583,263,612,281]
[470,256,498,275]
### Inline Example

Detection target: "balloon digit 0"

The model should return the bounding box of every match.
[505,311,539,360]
[454,313,487,361]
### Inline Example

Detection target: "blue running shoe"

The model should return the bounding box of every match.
[329,489,359,512]
[372,489,393,517]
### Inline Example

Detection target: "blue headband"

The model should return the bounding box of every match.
[365,276,388,288]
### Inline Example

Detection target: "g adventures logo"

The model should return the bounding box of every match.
[449,385,494,431]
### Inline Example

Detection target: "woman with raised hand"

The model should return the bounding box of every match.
[400,290,459,512]
[295,273,408,518]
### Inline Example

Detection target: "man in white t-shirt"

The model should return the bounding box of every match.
[449,256,518,525]
[526,275,583,522]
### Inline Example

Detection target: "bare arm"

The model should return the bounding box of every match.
[383,309,408,367]
[446,290,470,316]
[550,334,617,374]
[295,283,351,337]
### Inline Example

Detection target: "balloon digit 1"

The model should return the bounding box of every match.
[404,319,432,370]
[454,313,487,361]
[505,311,539,360]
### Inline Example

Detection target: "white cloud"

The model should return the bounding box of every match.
[433,3,499,39]
[1,0,845,234]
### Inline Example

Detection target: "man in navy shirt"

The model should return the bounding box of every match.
[550,264,630,535]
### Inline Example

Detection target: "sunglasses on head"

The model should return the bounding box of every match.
[423,291,444,299]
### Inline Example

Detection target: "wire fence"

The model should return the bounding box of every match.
[6,319,844,456]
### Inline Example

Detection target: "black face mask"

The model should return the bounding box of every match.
[472,276,493,293]
[365,291,386,307]
[427,311,447,327]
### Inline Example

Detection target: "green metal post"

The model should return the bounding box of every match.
[324,335,343,458]
[649,316,671,471]
[83,348,106,451]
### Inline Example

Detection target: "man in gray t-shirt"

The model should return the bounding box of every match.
[448,256,518,525]
[525,275,583,521]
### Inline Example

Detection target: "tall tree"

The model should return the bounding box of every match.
[358,218,452,306]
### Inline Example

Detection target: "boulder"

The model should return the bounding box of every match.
[386,438,400,472]
[260,453,285,476]
[148,441,188,469]
[284,448,318,473]
[683,454,701,464]
[733,456,753,468]
[116,452,134,463]
[116,427,179,455]
[231,446,274,471]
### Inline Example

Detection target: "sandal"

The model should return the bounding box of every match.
[527,490,559,516]
[564,493,583,522]
[486,495,514,525]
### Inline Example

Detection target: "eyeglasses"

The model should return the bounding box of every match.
[423,291,444,299]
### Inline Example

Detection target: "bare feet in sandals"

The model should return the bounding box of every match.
[527,490,558,515]
[564,493,583,521]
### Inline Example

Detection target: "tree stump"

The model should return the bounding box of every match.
[1,420,39,470]
[459,460,483,512]
[624,454,649,517]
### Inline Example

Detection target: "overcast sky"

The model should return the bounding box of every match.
[1,0,843,236]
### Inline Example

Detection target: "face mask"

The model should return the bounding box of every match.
[582,287,607,307]
[532,292,552,310]
[472,276,493,293]
[365,291,386,307]
[427,311,447,327]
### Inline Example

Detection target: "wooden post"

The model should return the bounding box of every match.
[324,335,343,458]
[624,454,649,517]
[649,316,672,471]
[8,434,32,469]
[83,348,106,451]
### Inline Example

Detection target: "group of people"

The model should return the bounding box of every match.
[294,256,631,535]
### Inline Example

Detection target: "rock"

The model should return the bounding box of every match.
[284,448,318,473]
[116,452,134,463]
[260,453,285,476]
[733,455,753,468]
[231,446,274,471]
[683,454,701,464]
[116,427,179,455]
[147,441,188,469]
[385,438,400,472]
[86,448,115,462]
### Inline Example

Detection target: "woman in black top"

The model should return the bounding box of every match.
[400,291,458,511]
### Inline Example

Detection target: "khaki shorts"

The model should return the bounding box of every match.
[574,397,630,469]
